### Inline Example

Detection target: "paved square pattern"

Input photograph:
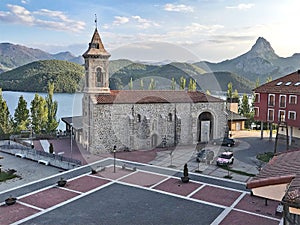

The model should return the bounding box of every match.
[66,175,110,193]
[153,177,203,196]
[219,209,280,225]
[1,161,283,225]
[119,171,167,187]
[191,185,242,207]
[20,187,80,209]
[0,202,40,225]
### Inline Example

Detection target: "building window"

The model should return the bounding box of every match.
[168,113,173,122]
[268,109,274,121]
[289,95,297,104]
[96,67,103,87]
[279,95,286,108]
[278,110,285,122]
[254,93,260,103]
[254,107,259,117]
[289,111,296,120]
[137,114,141,123]
[268,94,275,107]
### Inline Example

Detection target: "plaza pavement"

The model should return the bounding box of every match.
[0,130,285,224]
[0,159,282,225]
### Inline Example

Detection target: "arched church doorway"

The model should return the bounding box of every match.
[151,134,158,148]
[198,112,213,143]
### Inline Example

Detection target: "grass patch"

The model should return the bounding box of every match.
[257,152,274,162]
[0,171,18,182]
[218,165,256,177]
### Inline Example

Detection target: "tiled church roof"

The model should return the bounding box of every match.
[254,70,300,94]
[83,28,110,57]
[95,90,224,104]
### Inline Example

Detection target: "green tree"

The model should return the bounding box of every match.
[171,77,176,90]
[14,95,30,133]
[45,82,59,133]
[0,88,13,136]
[140,78,144,90]
[148,78,156,90]
[233,89,239,98]
[239,94,254,129]
[180,76,186,90]
[30,93,48,134]
[188,78,197,91]
[266,76,272,83]
[129,77,133,90]
[239,94,250,116]
[227,82,233,99]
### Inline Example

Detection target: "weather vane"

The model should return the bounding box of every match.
[95,14,97,29]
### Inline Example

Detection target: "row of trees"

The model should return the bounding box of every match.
[127,76,197,91]
[0,83,59,138]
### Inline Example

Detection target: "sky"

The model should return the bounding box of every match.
[0,0,300,62]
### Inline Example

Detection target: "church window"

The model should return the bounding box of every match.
[168,113,173,122]
[137,114,141,123]
[86,74,89,88]
[96,68,103,87]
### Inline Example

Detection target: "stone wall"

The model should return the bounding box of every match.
[86,101,227,154]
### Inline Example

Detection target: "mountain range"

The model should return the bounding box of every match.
[0,37,300,93]
[0,43,82,73]
[195,37,300,82]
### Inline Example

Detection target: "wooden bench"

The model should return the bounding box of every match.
[15,153,25,158]
[38,159,49,166]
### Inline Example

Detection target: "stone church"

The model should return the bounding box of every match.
[77,28,227,153]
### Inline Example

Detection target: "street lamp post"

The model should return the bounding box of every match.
[113,145,116,173]
[70,123,73,159]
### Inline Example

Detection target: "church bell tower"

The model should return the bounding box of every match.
[82,26,111,94]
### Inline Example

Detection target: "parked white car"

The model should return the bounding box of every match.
[216,151,234,166]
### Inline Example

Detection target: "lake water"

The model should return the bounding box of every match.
[3,91,83,130]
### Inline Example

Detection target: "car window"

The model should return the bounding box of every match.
[220,153,232,159]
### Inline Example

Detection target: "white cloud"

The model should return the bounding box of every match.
[0,4,85,32]
[131,15,159,29]
[164,3,194,12]
[113,16,129,26]
[226,3,255,10]
[7,4,34,24]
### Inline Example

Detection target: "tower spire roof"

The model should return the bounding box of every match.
[83,26,110,58]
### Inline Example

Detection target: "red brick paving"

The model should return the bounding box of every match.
[191,185,242,207]
[66,175,110,193]
[0,203,40,225]
[20,187,79,209]
[154,177,203,196]
[120,171,167,187]
[219,209,280,225]
[234,194,282,219]
[93,166,133,180]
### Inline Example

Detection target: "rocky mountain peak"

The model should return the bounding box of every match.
[249,37,278,60]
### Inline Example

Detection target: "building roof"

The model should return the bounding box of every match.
[246,149,300,206]
[95,90,225,104]
[226,109,248,121]
[254,70,300,94]
[61,116,83,130]
[82,28,110,58]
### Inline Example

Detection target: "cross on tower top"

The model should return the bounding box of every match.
[94,14,97,29]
